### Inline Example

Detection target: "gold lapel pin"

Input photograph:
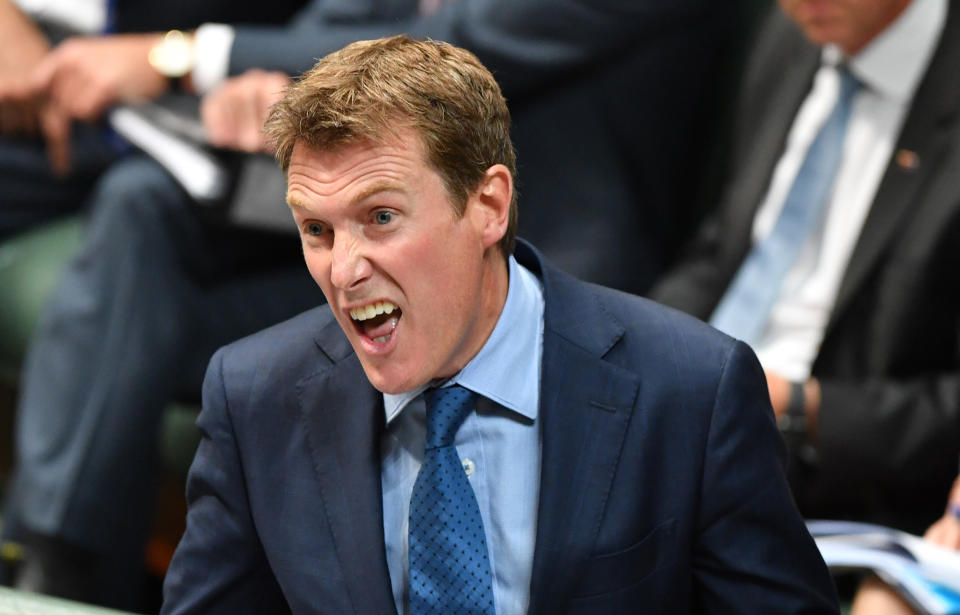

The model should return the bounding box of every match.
[895,148,920,171]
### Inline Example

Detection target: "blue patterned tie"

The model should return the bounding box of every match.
[710,67,860,345]
[409,385,495,615]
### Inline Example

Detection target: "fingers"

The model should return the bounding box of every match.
[238,81,263,152]
[948,474,960,504]
[199,90,225,144]
[35,41,108,121]
[39,102,72,175]
[202,70,291,153]
[0,73,43,135]
[923,516,960,550]
[923,477,960,550]
[763,370,791,417]
[31,35,165,123]
[29,44,59,97]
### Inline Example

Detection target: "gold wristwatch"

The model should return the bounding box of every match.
[148,30,195,80]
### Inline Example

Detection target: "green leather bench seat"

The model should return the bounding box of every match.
[0,216,201,474]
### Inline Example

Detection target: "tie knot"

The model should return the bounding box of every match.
[424,385,476,449]
[836,64,860,101]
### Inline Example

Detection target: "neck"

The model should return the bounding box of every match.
[476,251,511,348]
[841,0,912,56]
[436,251,509,381]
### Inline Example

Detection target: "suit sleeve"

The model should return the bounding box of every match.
[227,0,720,99]
[692,341,839,614]
[648,211,736,320]
[814,374,960,512]
[161,348,287,614]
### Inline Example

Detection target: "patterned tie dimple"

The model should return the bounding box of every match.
[408,385,495,615]
[710,67,860,345]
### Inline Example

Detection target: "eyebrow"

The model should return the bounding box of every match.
[287,180,407,213]
[287,195,308,212]
[351,180,407,204]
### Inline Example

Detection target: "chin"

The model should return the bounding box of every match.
[360,363,420,395]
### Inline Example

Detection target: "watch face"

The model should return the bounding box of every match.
[149,30,194,78]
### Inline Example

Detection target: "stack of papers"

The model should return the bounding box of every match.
[809,520,960,615]
[107,94,293,232]
[108,95,228,203]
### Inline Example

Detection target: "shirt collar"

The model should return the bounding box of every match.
[383,255,544,424]
[823,0,946,102]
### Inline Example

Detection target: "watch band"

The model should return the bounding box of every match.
[777,381,807,436]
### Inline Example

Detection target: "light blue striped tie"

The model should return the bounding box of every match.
[710,67,860,344]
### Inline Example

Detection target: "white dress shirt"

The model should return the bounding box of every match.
[750,0,946,380]
[14,0,105,33]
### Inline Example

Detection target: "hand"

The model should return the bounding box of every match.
[201,69,291,153]
[0,0,51,135]
[32,34,169,122]
[764,371,792,418]
[924,475,960,549]
[850,575,918,615]
[764,371,821,441]
[28,33,169,173]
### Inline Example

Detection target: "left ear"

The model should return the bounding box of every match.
[468,164,512,250]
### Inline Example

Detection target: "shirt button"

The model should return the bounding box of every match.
[462,458,475,476]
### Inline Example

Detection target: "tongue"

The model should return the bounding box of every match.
[363,315,399,340]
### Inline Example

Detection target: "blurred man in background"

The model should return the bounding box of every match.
[653,0,960,536]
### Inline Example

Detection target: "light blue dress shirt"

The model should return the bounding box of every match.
[381,255,544,615]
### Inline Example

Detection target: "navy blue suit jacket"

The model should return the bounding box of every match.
[162,242,839,614]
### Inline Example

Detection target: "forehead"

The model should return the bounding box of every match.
[286,131,429,205]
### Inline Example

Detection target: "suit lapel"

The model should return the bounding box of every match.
[296,318,398,615]
[828,4,960,333]
[519,245,641,615]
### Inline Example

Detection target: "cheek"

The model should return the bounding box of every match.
[303,251,332,290]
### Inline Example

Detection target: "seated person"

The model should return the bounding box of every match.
[162,35,840,614]
[652,0,960,534]
[0,0,305,236]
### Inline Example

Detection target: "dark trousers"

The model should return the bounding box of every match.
[0,125,121,238]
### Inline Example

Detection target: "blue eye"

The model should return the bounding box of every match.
[374,210,393,225]
[305,222,324,236]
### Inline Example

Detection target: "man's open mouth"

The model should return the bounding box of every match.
[350,301,401,344]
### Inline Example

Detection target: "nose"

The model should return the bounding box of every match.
[329,234,372,290]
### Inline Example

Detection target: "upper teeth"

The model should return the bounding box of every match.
[350,301,397,321]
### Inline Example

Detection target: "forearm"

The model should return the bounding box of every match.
[0,0,50,73]
[229,0,721,98]
[817,374,960,483]
[792,372,960,532]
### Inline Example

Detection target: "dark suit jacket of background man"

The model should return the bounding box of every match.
[162,241,839,614]
[111,0,304,32]
[652,5,960,535]
[217,0,741,294]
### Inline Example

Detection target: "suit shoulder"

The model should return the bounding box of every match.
[214,305,337,375]
[556,280,767,436]
[591,283,748,377]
